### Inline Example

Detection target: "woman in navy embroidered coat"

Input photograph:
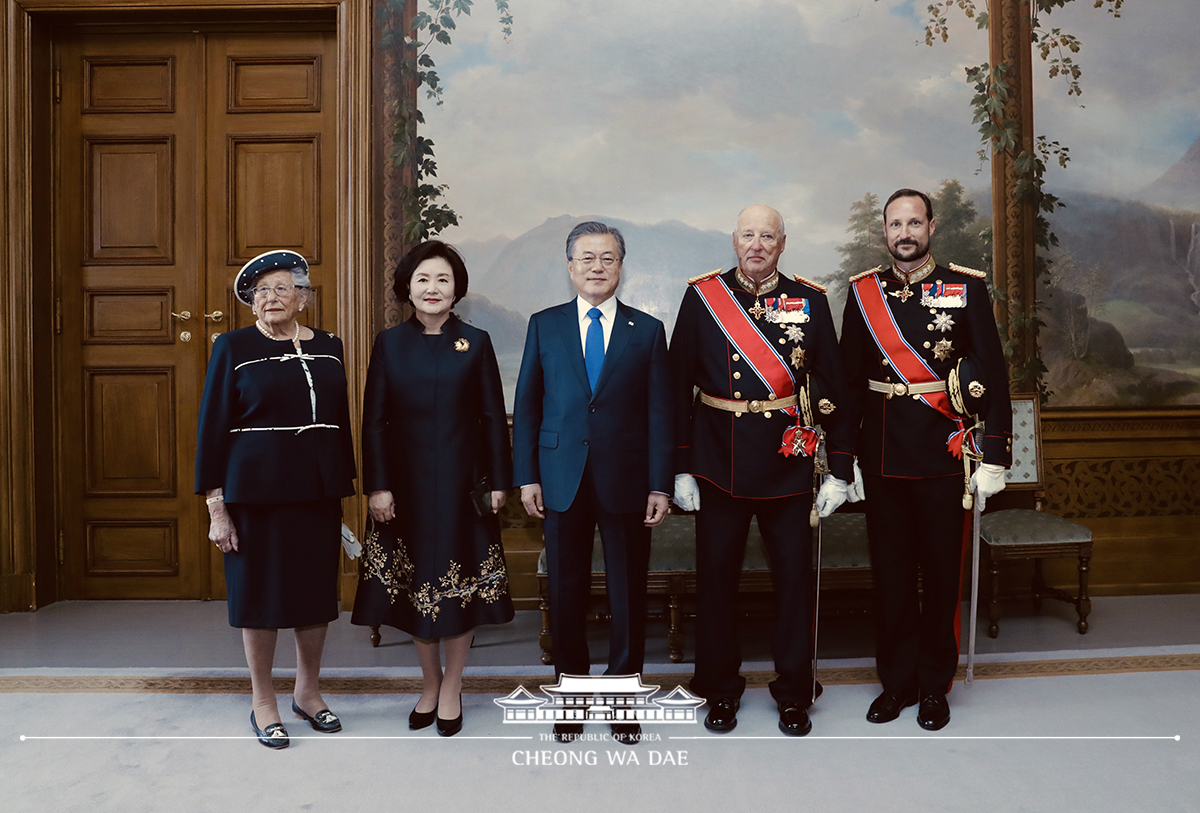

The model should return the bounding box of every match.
[352,240,514,737]
[196,250,356,748]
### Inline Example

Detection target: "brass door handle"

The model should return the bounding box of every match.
[171,311,192,321]
[204,311,224,322]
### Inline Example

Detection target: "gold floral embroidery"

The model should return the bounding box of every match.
[361,526,508,621]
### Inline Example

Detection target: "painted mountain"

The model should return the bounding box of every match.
[1137,135,1200,213]
[1037,185,1200,406]
[454,215,736,406]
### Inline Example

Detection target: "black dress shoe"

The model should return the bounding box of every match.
[292,700,342,733]
[866,689,919,724]
[250,710,289,749]
[436,695,463,737]
[409,704,437,730]
[611,722,641,745]
[553,722,584,742]
[777,702,812,737]
[917,693,950,731]
[704,698,739,733]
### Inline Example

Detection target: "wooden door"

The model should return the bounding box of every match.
[56,26,338,599]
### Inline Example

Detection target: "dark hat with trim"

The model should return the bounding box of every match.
[234,250,309,305]
[948,356,989,418]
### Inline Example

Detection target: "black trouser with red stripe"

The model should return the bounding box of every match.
[690,480,815,705]
[863,473,969,697]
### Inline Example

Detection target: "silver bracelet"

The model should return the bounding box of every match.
[205,495,224,505]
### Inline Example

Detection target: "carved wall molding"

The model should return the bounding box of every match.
[1046,457,1200,518]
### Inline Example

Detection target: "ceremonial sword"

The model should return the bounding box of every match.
[810,431,827,706]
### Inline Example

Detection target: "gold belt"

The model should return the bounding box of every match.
[700,391,798,414]
[868,379,947,399]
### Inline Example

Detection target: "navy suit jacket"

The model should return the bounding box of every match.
[512,298,672,515]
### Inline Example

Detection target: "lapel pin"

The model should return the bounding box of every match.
[454,338,470,352]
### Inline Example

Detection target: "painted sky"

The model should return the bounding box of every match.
[422,0,1199,273]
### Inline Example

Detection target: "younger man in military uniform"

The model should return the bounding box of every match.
[823,188,1011,731]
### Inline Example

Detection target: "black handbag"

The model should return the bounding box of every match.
[470,476,493,517]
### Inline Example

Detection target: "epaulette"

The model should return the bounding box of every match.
[949,263,987,279]
[848,265,883,283]
[687,268,723,285]
[793,274,827,293]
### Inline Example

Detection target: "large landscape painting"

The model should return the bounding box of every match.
[417,0,1198,408]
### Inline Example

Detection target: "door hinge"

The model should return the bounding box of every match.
[55,297,63,334]
[53,66,61,104]
[57,530,65,566]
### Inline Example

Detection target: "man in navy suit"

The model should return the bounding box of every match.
[513,221,673,745]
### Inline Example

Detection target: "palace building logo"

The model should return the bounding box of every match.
[494,674,704,725]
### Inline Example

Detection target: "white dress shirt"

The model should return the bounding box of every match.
[576,295,617,359]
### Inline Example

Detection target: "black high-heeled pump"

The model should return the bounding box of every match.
[436,695,463,737]
[409,704,437,730]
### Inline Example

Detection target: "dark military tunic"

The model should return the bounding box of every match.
[670,267,844,705]
[352,315,514,639]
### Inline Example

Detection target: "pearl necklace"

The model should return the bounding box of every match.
[256,319,300,342]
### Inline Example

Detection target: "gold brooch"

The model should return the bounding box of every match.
[454,338,470,353]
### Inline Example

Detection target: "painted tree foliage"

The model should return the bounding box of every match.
[380,0,513,243]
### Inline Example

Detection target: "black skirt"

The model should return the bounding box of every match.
[224,499,341,629]
[351,510,514,639]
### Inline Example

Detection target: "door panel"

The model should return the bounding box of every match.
[57,26,337,600]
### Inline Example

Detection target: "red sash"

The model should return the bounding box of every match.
[694,276,816,457]
[695,276,796,400]
[852,274,973,459]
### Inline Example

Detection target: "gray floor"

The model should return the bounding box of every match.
[2,594,1198,673]
[3,596,1198,812]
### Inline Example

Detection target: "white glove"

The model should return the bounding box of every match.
[815,476,848,518]
[970,463,1007,512]
[340,523,363,560]
[846,460,865,503]
[673,473,700,512]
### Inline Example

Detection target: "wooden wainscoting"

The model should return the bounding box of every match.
[1021,408,1200,597]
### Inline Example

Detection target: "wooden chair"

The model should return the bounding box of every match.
[979,394,1093,637]
[534,512,874,665]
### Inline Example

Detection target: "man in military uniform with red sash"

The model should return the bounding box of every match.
[671,204,844,736]
[823,188,1011,730]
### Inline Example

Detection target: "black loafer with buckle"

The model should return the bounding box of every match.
[251,710,289,749]
[292,700,342,733]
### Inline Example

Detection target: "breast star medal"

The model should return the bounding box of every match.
[931,311,955,332]
[790,346,806,369]
[454,338,470,353]
[784,325,806,344]
[933,338,953,361]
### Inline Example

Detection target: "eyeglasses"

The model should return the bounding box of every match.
[572,254,620,269]
[251,283,306,299]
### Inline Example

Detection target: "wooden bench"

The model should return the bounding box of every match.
[535,512,872,665]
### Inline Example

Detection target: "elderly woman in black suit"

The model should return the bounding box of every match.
[196,250,356,749]
[352,240,514,737]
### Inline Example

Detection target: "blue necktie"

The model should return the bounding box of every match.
[585,307,604,392]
